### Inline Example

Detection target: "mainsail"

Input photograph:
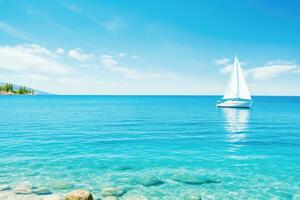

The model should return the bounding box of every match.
[223,56,251,100]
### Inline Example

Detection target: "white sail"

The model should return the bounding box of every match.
[223,56,251,100]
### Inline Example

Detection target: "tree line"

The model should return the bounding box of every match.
[0,83,34,94]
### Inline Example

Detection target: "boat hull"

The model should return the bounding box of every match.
[216,100,252,108]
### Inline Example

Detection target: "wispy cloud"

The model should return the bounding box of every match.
[216,58,229,65]
[13,44,54,57]
[246,60,300,80]
[219,64,233,74]
[68,48,94,61]
[217,58,300,80]
[0,44,69,75]
[216,57,233,74]
[0,21,29,40]
[100,54,179,80]
[216,57,245,75]
[56,48,65,55]
[101,54,118,66]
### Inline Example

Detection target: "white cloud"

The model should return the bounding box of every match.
[216,57,232,74]
[131,55,138,59]
[101,54,118,67]
[101,54,136,77]
[246,60,299,80]
[100,54,179,80]
[0,21,29,40]
[266,60,295,66]
[56,48,65,54]
[220,64,233,74]
[13,44,54,56]
[68,48,93,61]
[217,58,300,80]
[216,58,229,65]
[217,57,246,74]
[0,44,69,75]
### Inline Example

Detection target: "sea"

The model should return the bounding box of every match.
[0,96,299,199]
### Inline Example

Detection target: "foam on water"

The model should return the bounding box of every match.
[0,96,300,199]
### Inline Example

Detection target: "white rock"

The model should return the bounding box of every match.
[14,182,32,194]
[0,190,42,200]
[65,190,93,200]
[43,194,62,200]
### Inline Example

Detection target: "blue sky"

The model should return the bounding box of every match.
[0,0,300,95]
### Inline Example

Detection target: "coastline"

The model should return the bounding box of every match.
[0,179,202,200]
[0,170,210,200]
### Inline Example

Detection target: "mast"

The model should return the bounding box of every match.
[235,56,239,99]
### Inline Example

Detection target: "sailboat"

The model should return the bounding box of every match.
[217,56,252,108]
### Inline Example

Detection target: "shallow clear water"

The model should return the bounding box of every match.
[0,96,299,199]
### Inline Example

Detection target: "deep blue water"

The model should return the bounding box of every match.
[0,96,299,199]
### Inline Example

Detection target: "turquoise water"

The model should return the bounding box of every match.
[0,96,300,199]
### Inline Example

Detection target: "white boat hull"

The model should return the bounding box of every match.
[217,100,252,108]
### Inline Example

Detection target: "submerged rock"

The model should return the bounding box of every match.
[49,181,74,190]
[0,184,11,191]
[116,165,133,171]
[172,173,220,185]
[33,187,52,195]
[101,187,126,197]
[139,175,164,187]
[14,182,32,194]
[184,193,202,200]
[65,190,93,200]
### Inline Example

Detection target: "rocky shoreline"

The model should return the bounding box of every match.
[0,184,162,200]
[0,172,219,200]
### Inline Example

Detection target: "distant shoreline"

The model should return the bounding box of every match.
[0,92,35,95]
